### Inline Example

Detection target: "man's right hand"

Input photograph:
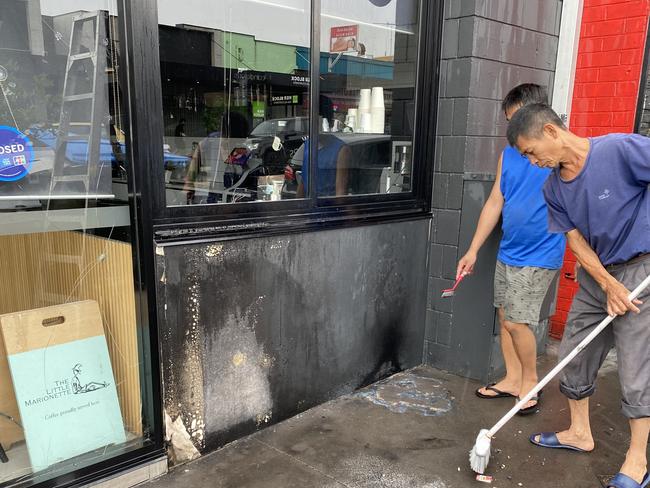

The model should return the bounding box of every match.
[603,278,642,316]
[456,251,477,280]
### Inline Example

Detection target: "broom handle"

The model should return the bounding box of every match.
[487,273,650,438]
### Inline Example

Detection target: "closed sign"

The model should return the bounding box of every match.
[0,126,34,181]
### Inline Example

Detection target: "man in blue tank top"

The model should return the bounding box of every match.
[457,84,565,415]
[507,103,650,487]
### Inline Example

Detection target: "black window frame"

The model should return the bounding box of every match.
[141,0,443,241]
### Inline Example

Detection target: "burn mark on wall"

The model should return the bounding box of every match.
[202,308,273,436]
[158,247,206,451]
[156,219,430,453]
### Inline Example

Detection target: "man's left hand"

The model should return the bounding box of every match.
[604,278,643,316]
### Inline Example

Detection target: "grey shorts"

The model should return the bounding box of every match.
[493,260,559,329]
[558,254,650,419]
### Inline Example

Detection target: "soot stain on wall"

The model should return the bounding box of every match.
[157,220,429,452]
[158,246,206,450]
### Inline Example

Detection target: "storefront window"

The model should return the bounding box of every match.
[313,0,420,197]
[0,1,154,486]
[158,0,311,206]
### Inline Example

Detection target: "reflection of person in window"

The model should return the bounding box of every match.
[183,111,250,204]
[174,118,186,137]
[72,364,108,394]
[295,95,350,197]
[296,134,350,197]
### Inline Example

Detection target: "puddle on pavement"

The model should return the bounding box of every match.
[355,370,453,416]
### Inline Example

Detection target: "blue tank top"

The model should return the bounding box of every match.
[498,146,565,269]
[301,135,345,196]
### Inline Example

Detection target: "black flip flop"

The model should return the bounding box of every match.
[516,395,540,416]
[475,383,516,399]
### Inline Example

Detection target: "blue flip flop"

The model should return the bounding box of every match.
[607,471,650,488]
[529,432,589,452]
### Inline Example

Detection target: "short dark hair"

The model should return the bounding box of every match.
[506,103,566,147]
[501,83,548,113]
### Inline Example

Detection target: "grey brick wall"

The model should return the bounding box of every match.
[425,0,562,378]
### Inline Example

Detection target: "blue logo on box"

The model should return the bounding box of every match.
[0,125,34,181]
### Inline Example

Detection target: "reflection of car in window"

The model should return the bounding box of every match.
[222,117,309,200]
[24,125,190,173]
[246,117,308,168]
[219,119,393,201]
[0,125,191,197]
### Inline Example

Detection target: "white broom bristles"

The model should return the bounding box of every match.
[469,429,491,474]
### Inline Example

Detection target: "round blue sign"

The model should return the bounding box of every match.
[0,126,34,182]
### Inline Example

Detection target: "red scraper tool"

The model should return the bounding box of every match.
[441,272,468,298]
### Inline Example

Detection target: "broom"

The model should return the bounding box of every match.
[470,273,650,474]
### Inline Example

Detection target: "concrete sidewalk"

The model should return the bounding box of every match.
[146,349,638,488]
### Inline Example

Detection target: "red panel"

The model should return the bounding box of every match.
[581,38,605,52]
[579,82,617,97]
[613,111,635,127]
[616,80,641,96]
[606,32,646,50]
[598,65,638,81]
[612,96,639,110]
[579,51,622,67]
[572,112,613,127]
[583,6,608,22]
[621,48,645,64]
[584,19,626,36]
[606,1,649,18]
[625,17,648,32]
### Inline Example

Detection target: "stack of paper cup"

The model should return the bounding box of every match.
[359,89,371,115]
[347,108,358,131]
[371,86,385,134]
[360,112,372,133]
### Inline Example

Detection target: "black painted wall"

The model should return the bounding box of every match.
[156,219,429,451]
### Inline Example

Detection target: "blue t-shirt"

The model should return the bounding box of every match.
[300,134,345,196]
[543,133,650,266]
[498,146,565,269]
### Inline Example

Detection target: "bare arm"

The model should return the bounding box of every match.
[335,145,351,196]
[566,229,642,315]
[456,153,505,278]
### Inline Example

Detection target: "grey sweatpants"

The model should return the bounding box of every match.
[558,254,650,419]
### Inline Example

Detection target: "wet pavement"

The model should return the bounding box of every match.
[146,344,641,487]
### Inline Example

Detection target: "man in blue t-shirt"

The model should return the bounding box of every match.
[507,103,650,487]
[458,84,565,416]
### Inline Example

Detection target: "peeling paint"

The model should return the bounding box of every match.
[355,371,453,416]
[205,244,223,258]
[164,411,200,465]
[174,248,207,448]
[232,352,246,366]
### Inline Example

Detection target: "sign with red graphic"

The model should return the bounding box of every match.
[330,25,359,53]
